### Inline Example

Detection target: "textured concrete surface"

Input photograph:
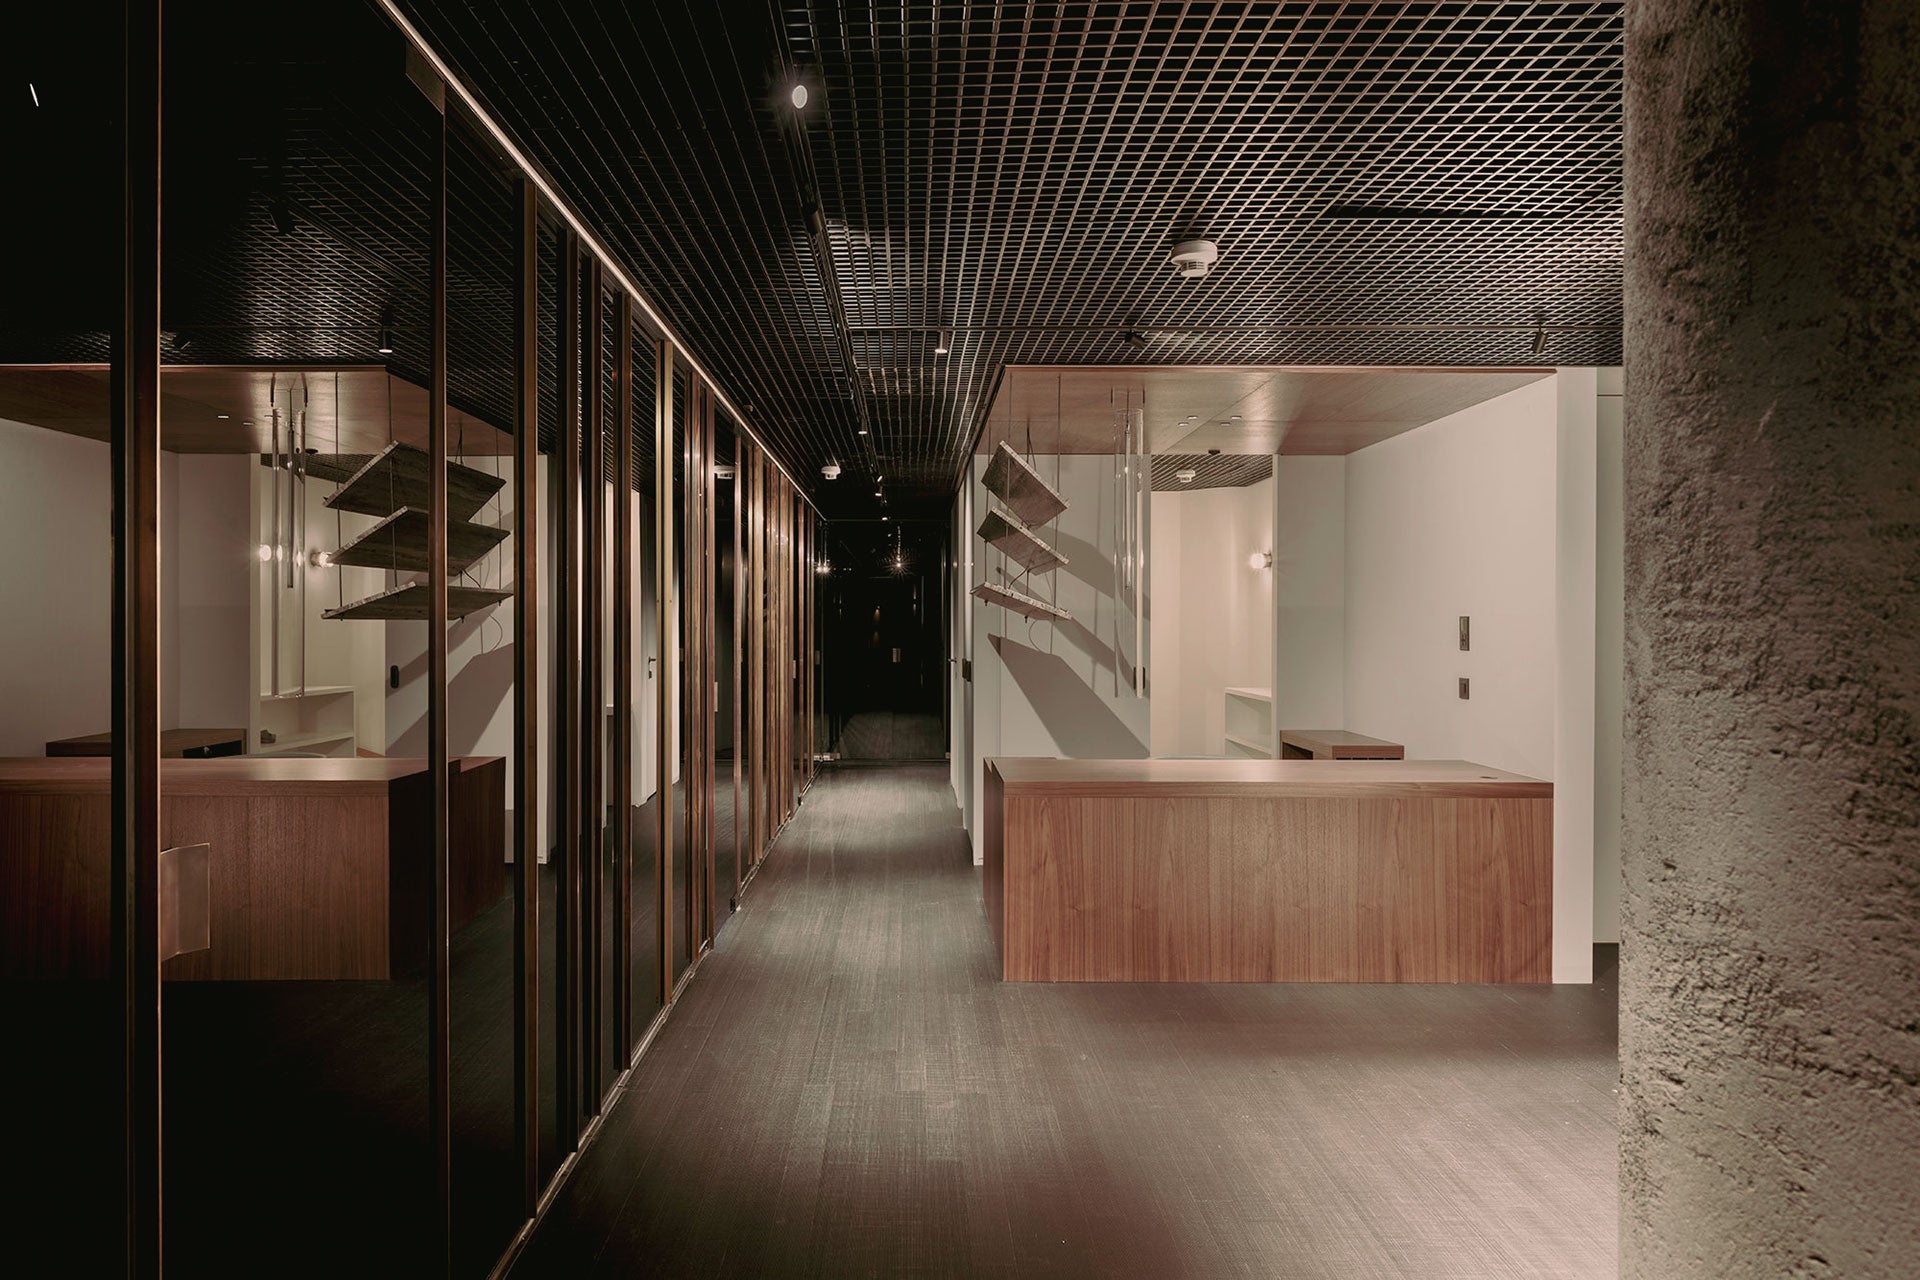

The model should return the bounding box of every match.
[1622,3,1920,1276]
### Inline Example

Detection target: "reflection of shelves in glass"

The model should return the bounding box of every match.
[982,442,1068,527]
[1224,732,1273,756]
[329,506,510,574]
[976,508,1067,573]
[1225,686,1272,703]
[323,582,510,621]
[970,581,1070,622]
[324,442,505,521]
[261,684,355,701]
[260,730,356,754]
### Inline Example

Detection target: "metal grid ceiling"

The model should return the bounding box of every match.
[1151,453,1273,491]
[400,0,1621,514]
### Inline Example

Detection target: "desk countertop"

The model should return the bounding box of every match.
[0,756,504,796]
[985,757,1550,798]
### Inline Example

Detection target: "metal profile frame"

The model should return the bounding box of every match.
[583,258,605,1103]
[614,294,634,1061]
[555,227,581,1149]
[653,337,675,1007]
[427,92,453,1268]
[512,176,540,1220]
[114,0,163,1269]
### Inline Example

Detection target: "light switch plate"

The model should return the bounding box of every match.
[1459,615,1470,651]
[1458,677,1471,700]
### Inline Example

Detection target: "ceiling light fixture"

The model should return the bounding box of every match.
[1531,324,1547,356]
[29,83,40,108]
[1175,468,1197,484]
[789,82,809,110]
[934,331,949,355]
[216,413,230,420]
[1248,549,1273,570]
[821,462,841,480]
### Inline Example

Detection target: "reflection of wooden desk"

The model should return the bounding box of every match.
[1277,729,1404,760]
[983,757,1550,983]
[45,728,244,758]
[0,756,504,980]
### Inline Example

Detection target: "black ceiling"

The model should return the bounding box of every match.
[401,0,1622,515]
[3,2,1623,518]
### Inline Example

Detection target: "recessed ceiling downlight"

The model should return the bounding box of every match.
[789,83,809,109]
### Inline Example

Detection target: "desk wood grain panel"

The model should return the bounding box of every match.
[994,781,1551,984]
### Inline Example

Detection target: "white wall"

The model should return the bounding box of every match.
[1149,476,1276,756]
[0,418,113,754]
[967,452,1148,850]
[1593,368,1625,943]
[1272,457,1347,730]
[0,418,252,755]
[1345,378,1561,777]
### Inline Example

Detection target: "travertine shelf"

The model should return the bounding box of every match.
[976,508,1068,573]
[324,442,505,521]
[329,506,510,574]
[971,581,1070,622]
[261,453,375,485]
[323,582,511,622]
[982,442,1069,527]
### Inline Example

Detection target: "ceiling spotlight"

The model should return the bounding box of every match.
[857,427,868,435]
[1170,239,1220,279]
[1531,324,1547,356]
[821,462,841,480]
[377,331,395,356]
[1230,414,1242,421]
[309,549,332,569]
[934,331,949,356]
[1248,549,1273,570]
[816,560,831,576]
[881,514,889,522]
[1124,331,1149,349]
[789,82,809,110]
[1175,468,1197,484]
[215,413,230,420]
[256,543,273,563]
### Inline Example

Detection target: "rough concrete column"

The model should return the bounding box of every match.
[1623,3,1919,1276]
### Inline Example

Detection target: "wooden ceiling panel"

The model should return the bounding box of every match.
[0,366,512,456]
[983,367,1554,458]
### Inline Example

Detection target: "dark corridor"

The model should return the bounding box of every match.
[819,521,947,760]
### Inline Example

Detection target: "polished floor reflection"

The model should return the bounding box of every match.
[507,765,1619,1278]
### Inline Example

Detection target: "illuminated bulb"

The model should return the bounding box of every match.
[257,543,274,563]
[789,83,809,109]
[309,549,332,569]
[1248,549,1273,570]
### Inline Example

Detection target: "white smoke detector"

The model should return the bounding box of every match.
[1175,468,1198,484]
[821,462,842,480]
[1170,239,1219,279]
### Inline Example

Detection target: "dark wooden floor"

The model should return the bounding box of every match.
[508,764,1618,1278]
[834,710,947,760]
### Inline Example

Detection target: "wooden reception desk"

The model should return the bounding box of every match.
[982,758,1552,983]
[0,756,506,981]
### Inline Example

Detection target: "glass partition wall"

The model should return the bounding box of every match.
[1,3,818,1273]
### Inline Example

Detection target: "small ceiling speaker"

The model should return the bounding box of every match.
[1170,239,1219,279]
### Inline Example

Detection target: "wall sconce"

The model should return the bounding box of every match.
[1248,549,1272,570]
